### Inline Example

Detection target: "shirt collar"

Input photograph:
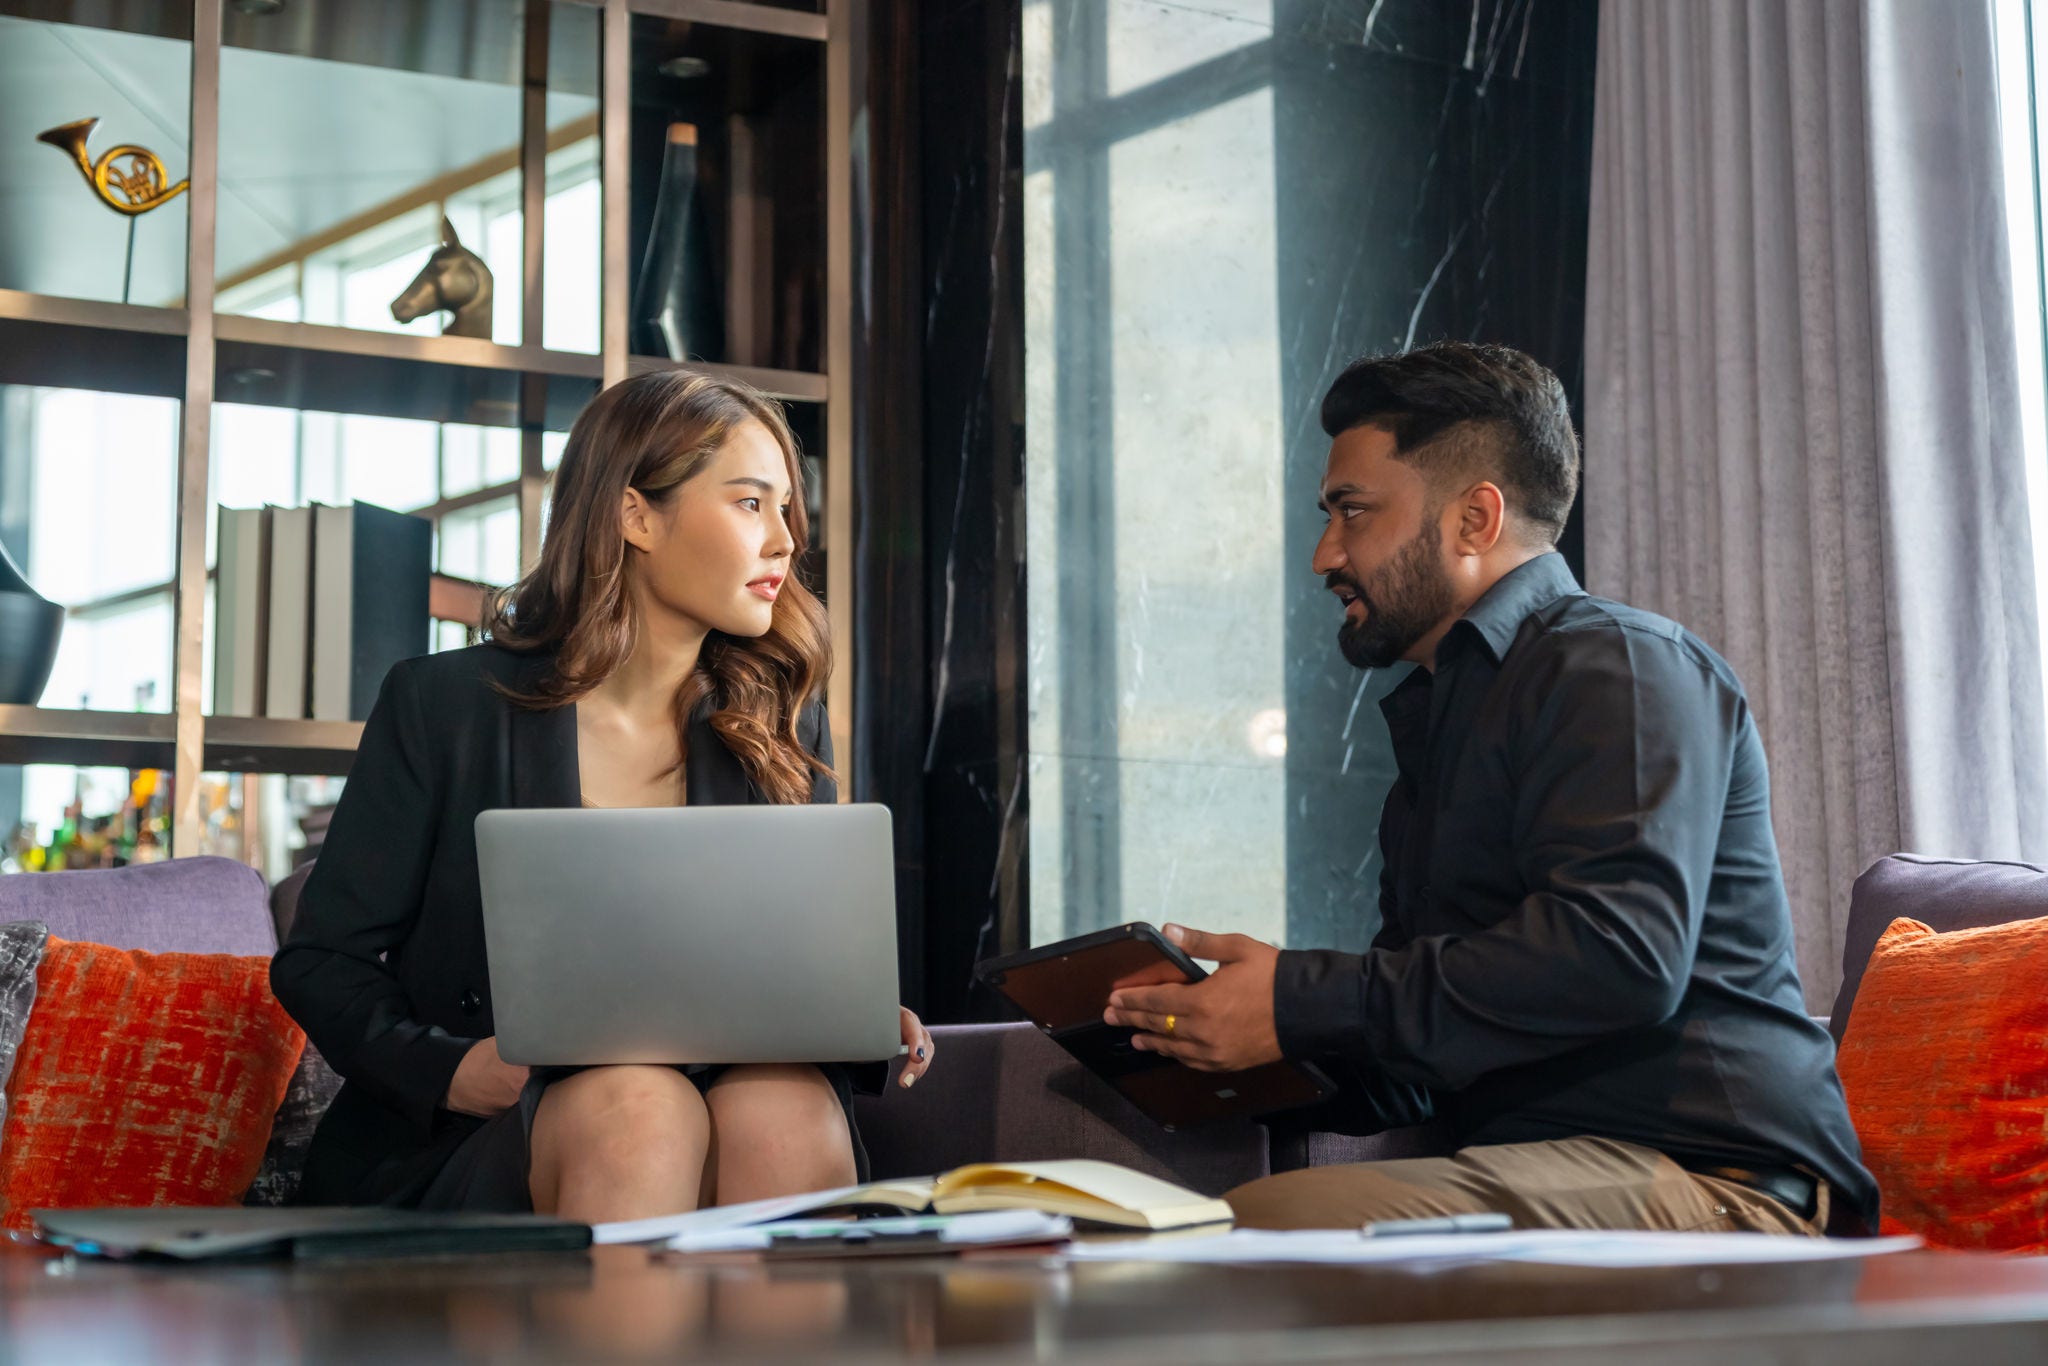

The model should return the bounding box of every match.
[1441,551,1583,666]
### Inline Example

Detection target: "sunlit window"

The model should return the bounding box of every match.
[1992,0,2048,770]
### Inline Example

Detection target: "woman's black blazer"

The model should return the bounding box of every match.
[270,643,849,1203]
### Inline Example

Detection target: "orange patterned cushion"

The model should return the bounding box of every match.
[0,936,305,1231]
[1836,916,2048,1250]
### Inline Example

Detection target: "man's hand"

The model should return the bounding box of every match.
[1103,925,1283,1072]
[445,1037,531,1117]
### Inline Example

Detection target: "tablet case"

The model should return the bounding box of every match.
[33,1207,593,1261]
[975,923,1333,1129]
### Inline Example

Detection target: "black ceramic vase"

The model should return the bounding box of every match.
[0,541,62,706]
[631,121,724,362]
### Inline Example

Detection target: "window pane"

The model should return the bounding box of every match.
[218,265,301,321]
[41,593,173,714]
[438,495,520,588]
[483,428,521,486]
[218,1,525,334]
[441,424,485,501]
[1026,5,1393,951]
[544,1,602,354]
[0,385,178,714]
[335,227,446,335]
[1992,0,2048,762]
[1109,0,1272,97]
[544,169,602,354]
[23,388,178,607]
[212,402,300,517]
[437,510,481,582]
[1029,86,1294,942]
[338,415,438,511]
[481,501,520,586]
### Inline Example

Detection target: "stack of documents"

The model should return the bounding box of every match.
[1064,1229,1923,1267]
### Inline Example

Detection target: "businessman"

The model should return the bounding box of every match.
[1104,341,1877,1236]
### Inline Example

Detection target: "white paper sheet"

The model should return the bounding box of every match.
[592,1185,866,1246]
[1064,1229,1923,1267]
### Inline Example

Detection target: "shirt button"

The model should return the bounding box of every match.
[459,989,483,1016]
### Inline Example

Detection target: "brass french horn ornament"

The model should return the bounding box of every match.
[37,116,189,216]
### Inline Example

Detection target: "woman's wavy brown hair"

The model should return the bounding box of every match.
[486,369,832,804]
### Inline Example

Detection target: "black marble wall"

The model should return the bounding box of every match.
[853,0,1027,1022]
[1275,0,1598,949]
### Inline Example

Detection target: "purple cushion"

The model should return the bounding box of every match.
[0,857,276,958]
[1829,854,2048,1042]
[853,1022,1269,1197]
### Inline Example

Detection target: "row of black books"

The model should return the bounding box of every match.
[212,501,431,722]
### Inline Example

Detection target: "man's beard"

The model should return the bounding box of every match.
[1330,516,1457,670]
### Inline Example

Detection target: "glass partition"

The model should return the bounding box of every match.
[0,4,193,306]
[215,0,600,353]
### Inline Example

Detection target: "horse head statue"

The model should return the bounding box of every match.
[391,215,494,339]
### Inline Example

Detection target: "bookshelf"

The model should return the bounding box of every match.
[0,0,858,857]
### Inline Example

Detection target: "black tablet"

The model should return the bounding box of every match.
[975,923,1333,1130]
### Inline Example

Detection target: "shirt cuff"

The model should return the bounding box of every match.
[1273,948,1369,1060]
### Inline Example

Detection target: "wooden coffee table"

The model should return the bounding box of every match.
[7,1241,2048,1362]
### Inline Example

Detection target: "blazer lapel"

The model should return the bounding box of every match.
[684,707,759,806]
[505,658,581,809]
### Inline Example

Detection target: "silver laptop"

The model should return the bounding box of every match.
[475,804,902,1067]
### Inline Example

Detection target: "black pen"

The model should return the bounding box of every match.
[1359,1212,1514,1238]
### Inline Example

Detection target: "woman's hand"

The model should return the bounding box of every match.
[446,1037,531,1117]
[897,1007,936,1090]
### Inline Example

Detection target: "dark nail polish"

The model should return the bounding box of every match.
[916,1047,927,1061]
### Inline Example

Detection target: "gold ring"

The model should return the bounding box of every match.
[1165,1014,1177,1036]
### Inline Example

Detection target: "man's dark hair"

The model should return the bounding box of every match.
[1320,341,1580,544]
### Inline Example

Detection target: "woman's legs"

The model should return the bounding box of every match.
[704,1064,857,1205]
[529,1064,712,1222]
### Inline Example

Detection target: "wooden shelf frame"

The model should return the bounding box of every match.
[0,707,362,777]
[0,0,859,848]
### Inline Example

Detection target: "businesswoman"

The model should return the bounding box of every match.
[272,370,935,1222]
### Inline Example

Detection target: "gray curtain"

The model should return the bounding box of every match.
[1584,0,2048,1005]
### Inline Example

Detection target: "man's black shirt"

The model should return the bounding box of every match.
[1273,553,1879,1232]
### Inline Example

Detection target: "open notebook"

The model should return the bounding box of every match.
[595,1159,1235,1246]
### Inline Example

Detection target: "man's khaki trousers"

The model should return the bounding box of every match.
[1226,1136,1827,1235]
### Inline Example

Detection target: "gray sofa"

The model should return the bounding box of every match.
[0,856,1431,1202]
[4,852,2038,1211]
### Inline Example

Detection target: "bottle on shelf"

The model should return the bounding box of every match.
[130,770,167,865]
[631,121,725,364]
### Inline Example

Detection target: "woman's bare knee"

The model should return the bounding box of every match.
[531,1066,710,1214]
[706,1065,855,1203]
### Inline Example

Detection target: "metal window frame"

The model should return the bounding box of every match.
[1029,16,1280,938]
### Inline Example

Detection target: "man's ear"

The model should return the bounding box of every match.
[1454,481,1507,556]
